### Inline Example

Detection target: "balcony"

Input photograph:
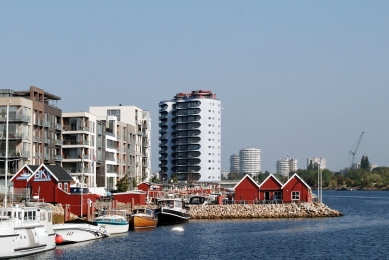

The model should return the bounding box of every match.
[55,139,63,146]
[63,140,89,146]
[44,153,50,160]
[8,114,30,123]
[34,136,42,143]
[55,155,63,161]
[0,150,23,157]
[63,125,90,132]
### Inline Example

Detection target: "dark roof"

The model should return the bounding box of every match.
[27,165,39,173]
[44,164,74,182]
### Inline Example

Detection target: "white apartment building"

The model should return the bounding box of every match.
[62,112,97,187]
[239,148,261,174]
[159,90,221,183]
[229,153,240,172]
[0,87,62,188]
[89,106,151,189]
[307,157,326,169]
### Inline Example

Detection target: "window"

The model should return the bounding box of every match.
[64,183,68,192]
[274,191,282,200]
[58,183,62,190]
[291,191,300,200]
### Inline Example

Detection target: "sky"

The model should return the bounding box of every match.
[1,1,388,173]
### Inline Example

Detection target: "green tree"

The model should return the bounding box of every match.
[116,175,130,192]
[228,172,245,180]
[151,175,160,183]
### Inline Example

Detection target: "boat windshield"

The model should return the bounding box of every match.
[174,201,182,208]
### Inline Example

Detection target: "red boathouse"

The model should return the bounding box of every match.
[11,164,97,216]
[258,174,284,202]
[233,174,260,204]
[281,173,312,203]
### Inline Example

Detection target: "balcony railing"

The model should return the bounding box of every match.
[0,150,24,157]
[55,139,63,146]
[63,140,89,145]
[55,155,63,161]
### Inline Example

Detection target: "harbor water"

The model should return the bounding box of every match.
[21,190,389,260]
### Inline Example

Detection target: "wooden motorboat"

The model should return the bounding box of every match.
[129,208,158,229]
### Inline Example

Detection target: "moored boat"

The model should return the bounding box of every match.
[129,208,158,229]
[0,204,56,258]
[94,209,129,234]
[156,198,190,226]
[53,219,109,244]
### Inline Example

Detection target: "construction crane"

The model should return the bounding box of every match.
[349,132,364,167]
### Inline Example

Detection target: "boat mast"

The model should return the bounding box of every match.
[81,150,83,217]
[4,104,9,209]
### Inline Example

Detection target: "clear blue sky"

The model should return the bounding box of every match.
[1,1,388,173]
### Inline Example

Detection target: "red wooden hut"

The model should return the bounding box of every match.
[233,174,260,204]
[281,173,312,203]
[258,174,284,202]
[113,191,147,205]
[11,164,96,216]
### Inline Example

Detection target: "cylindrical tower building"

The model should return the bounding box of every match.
[239,148,261,174]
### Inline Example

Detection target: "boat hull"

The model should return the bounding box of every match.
[129,215,158,229]
[53,224,109,243]
[156,208,190,226]
[0,226,56,259]
[95,222,129,234]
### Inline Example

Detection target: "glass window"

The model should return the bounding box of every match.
[291,191,300,200]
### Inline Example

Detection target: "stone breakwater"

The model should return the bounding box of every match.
[189,202,343,219]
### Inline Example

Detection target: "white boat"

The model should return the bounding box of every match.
[53,219,109,243]
[0,204,56,258]
[94,209,129,234]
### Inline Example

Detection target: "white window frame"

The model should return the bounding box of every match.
[291,191,300,200]
[58,183,62,190]
[64,182,68,192]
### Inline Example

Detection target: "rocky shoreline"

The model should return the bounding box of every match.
[189,202,343,219]
[48,201,343,222]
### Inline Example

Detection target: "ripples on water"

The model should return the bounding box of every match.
[22,191,389,260]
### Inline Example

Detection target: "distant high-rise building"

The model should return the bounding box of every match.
[289,158,298,172]
[158,90,221,182]
[276,156,298,176]
[239,148,261,174]
[276,158,290,176]
[307,157,326,169]
[230,154,240,172]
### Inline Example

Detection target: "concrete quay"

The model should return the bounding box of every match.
[189,202,344,219]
